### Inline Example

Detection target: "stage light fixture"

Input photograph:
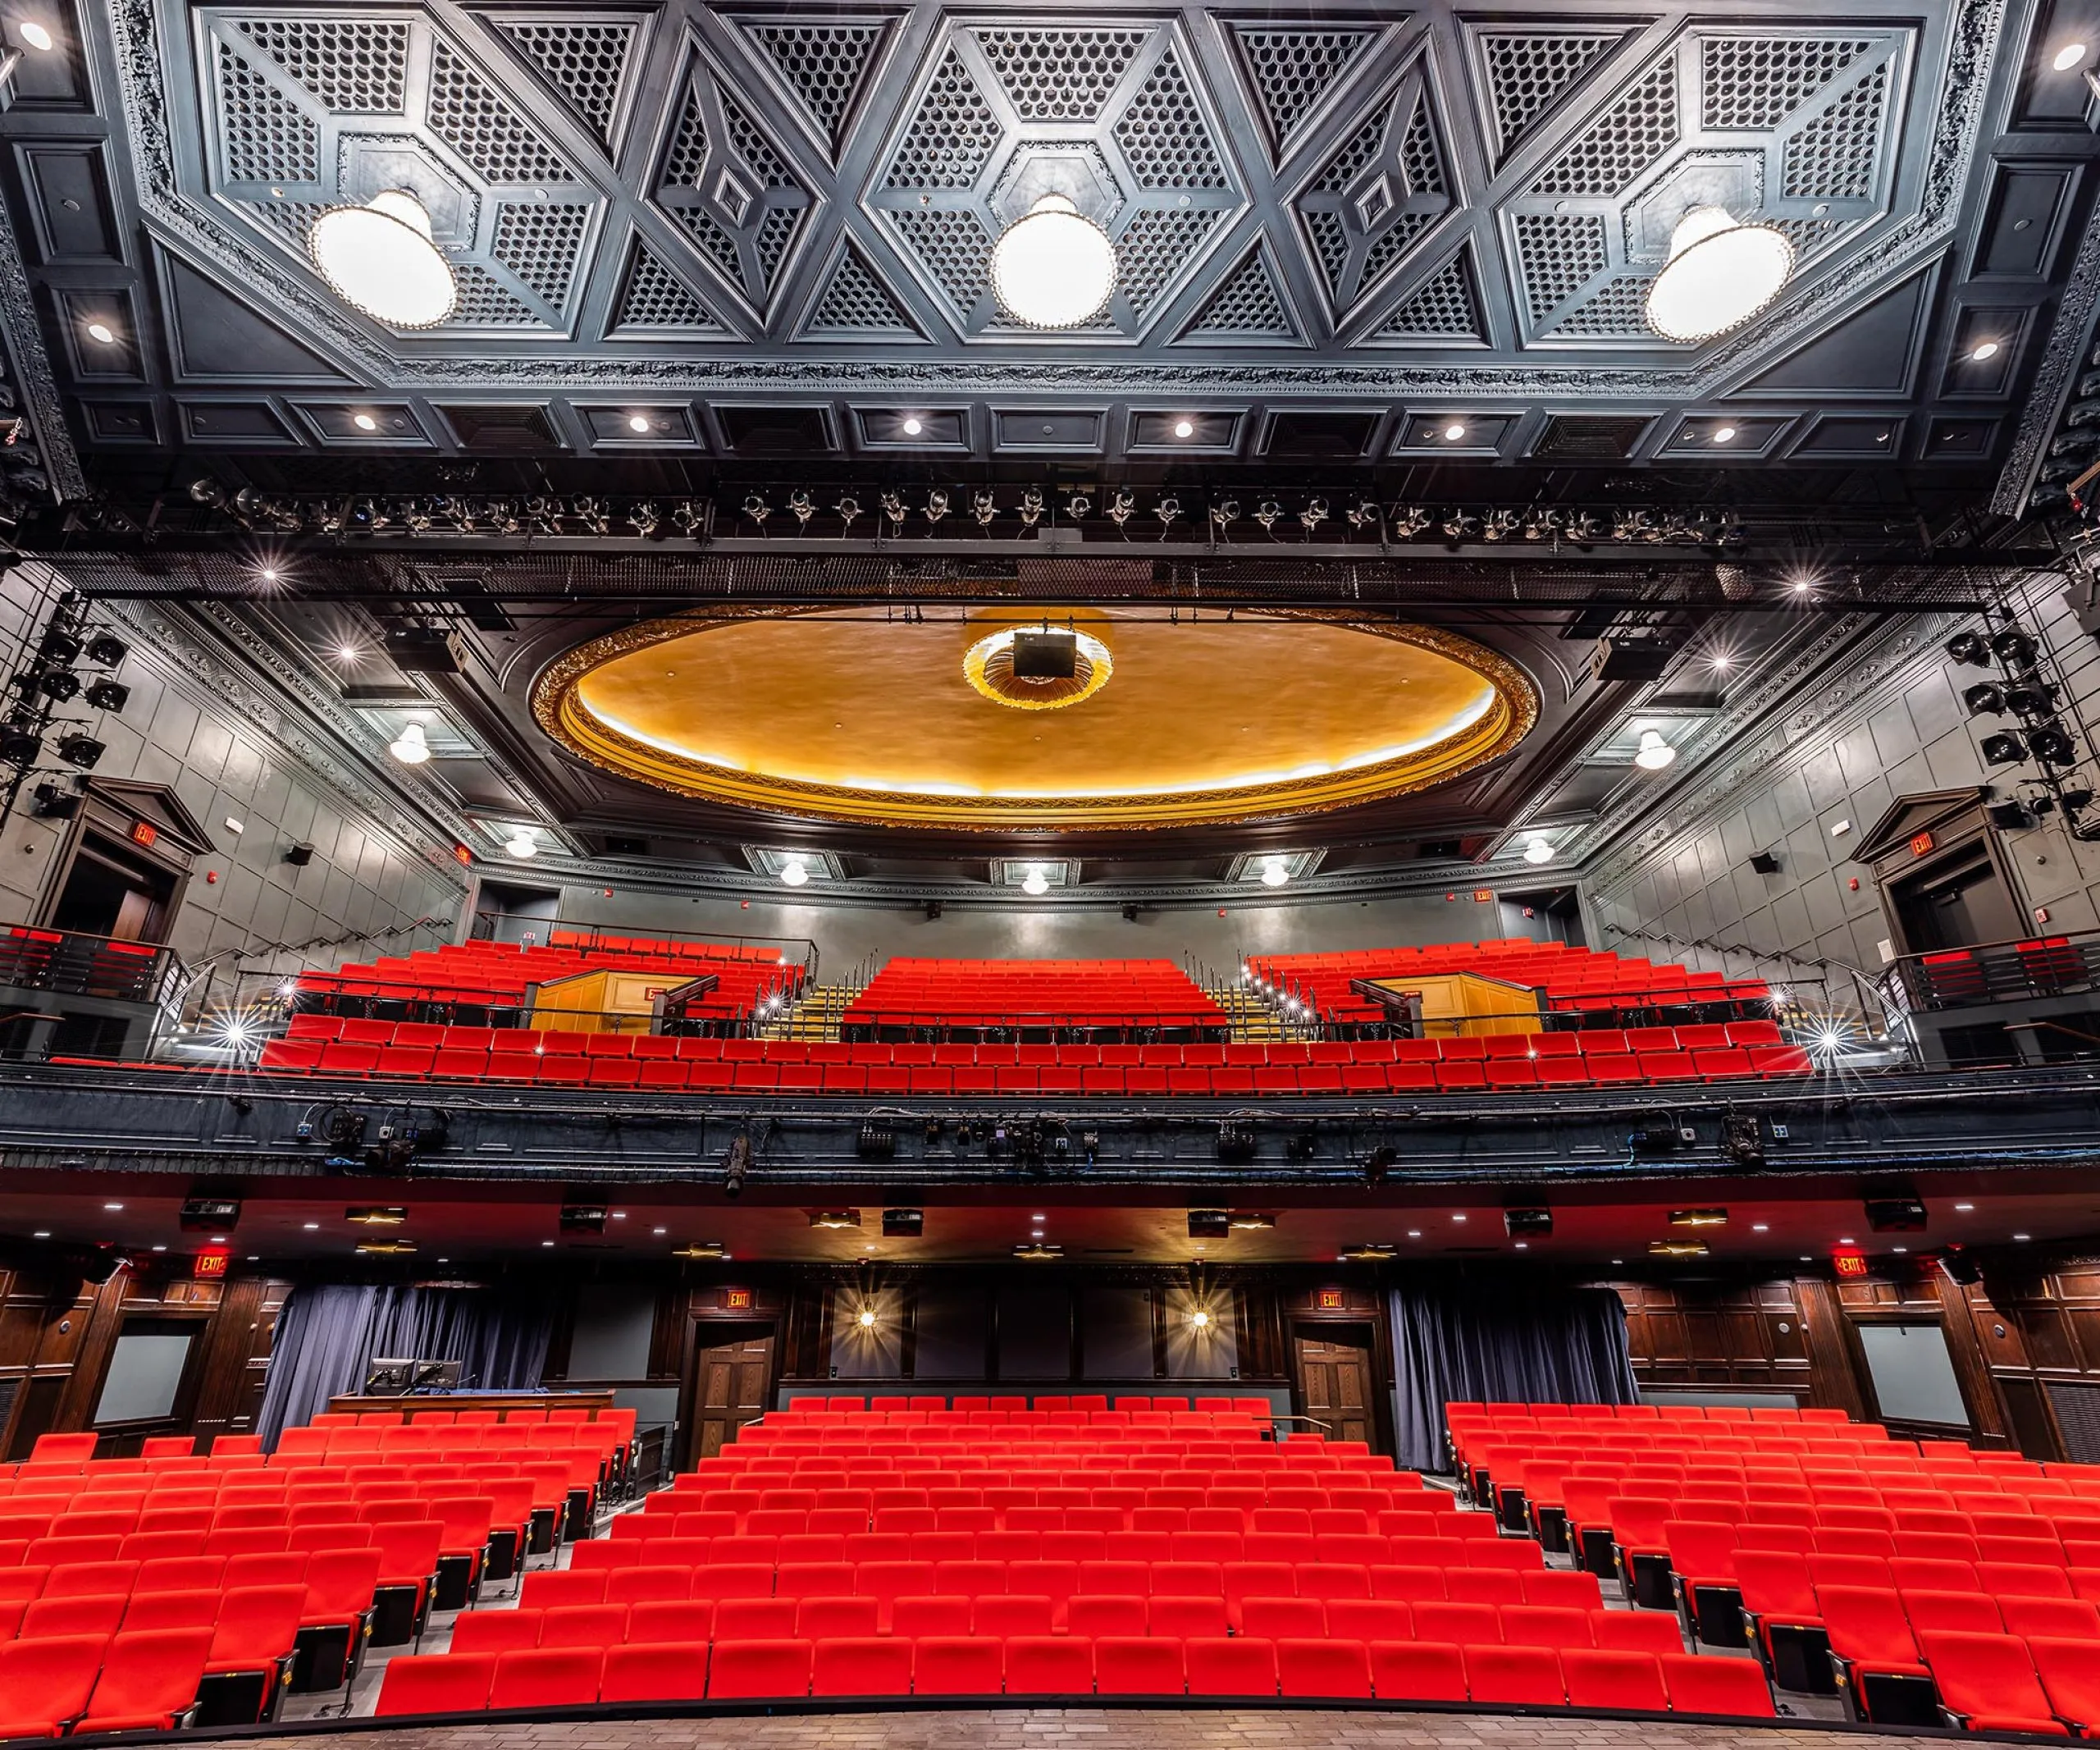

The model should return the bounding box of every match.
[2005,683,2054,715]
[1865,1196,1929,1233]
[84,679,127,713]
[1014,1241,1063,1260]
[30,668,77,701]
[673,1241,727,1260]
[56,733,103,770]
[1338,1242,1396,1262]
[855,1120,893,1161]
[1945,630,1990,666]
[883,1209,923,1238]
[1217,1121,1257,1164]
[0,726,39,765]
[1648,1240,1710,1259]
[19,22,52,51]
[1189,1210,1230,1240]
[2030,725,2078,763]
[1504,1209,1552,1238]
[1669,1208,1729,1229]
[30,784,77,819]
[1362,1145,1397,1186]
[39,628,80,664]
[1980,732,2027,765]
[1964,683,2006,716]
[724,1131,751,1198]
[345,1206,408,1227]
[1992,628,2041,668]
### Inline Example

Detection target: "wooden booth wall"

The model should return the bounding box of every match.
[1605,1266,2088,1455]
[538,1266,1395,1471]
[0,1263,289,1458]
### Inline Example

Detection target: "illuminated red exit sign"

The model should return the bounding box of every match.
[1910,830,1935,857]
[193,1248,229,1279]
[1832,1250,1869,1279]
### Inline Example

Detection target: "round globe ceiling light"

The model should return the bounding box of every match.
[990,194,1116,330]
[778,857,809,888]
[1644,206,1794,344]
[1021,866,1050,897]
[1260,857,1290,888]
[308,190,458,329]
[1632,728,1678,771]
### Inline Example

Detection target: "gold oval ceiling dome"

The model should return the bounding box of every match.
[536,607,1536,831]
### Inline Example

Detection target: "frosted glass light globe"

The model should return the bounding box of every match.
[991,195,1116,329]
[1632,729,1678,770]
[309,190,457,329]
[1645,206,1793,344]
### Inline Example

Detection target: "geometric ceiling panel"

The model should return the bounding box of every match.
[799,243,927,340]
[201,9,602,337]
[1174,240,1304,345]
[485,15,641,148]
[1497,26,1911,344]
[735,15,893,160]
[1366,247,1486,345]
[870,21,1244,337]
[609,236,727,335]
[1293,60,1454,317]
[651,49,818,315]
[1472,28,1627,169]
[1230,25,1377,158]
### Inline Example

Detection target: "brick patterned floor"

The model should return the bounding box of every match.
[240,1711,1946,1750]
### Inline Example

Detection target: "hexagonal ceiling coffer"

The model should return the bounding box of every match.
[337,135,480,248]
[991,144,1124,231]
[1625,152,1765,263]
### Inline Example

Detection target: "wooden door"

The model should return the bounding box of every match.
[691,1331,773,1463]
[1295,1329,1376,1448]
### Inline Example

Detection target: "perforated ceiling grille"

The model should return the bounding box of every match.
[1117,205,1220,320]
[1183,249,1297,340]
[1376,254,1481,339]
[1233,28,1372,148]
[1550,272,1654,337]
[1481,33,1618,153]
[2048,1381,2100,1464]
[491,20,633,141]
[755,207,801,287]
[235,17,408,113]
[742,21,886,153]
[724,96,797,190]
[492,202,590,308]
[614,242,721,330]
[1114,48,1226,188]
[1783,62,1888,199]
[806,249,919,335]
[886,47,1001,189]
[1513,211,1607,319]
[427,38,574,185]
[447,263,545,327]
[1297,80,1449,308]
[663,89,710,188]
[977,29,1145,120]
[216,41,319,184]
[1701,36,1873,129]
[886,206,993,317]
[1532,56,1678,196]
[1317,98,1394,193]
[670,201,744,283]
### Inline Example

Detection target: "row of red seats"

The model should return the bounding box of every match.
[258,1043,1811,1090]
[376,1632,1776,1714]
[772,1391,1271,1413]
[0,1629,225,1737]
[456,1592,1661,1650]
[554,1557,1601,1611]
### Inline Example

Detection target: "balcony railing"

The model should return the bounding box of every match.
[0,925,185,1006]
[1883,932,2100,1012]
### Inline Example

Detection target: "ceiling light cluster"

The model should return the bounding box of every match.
[989,195,1116,329]
[1646,207,1795,343]
[308,191,457,329]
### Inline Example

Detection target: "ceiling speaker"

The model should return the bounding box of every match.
[1749,851,1782,874]
[1011,631,1077,680]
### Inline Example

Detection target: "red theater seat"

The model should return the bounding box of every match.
[1277,1637,1372,1699]
[911,1636,1003,1695]
[490,1647,602,1709]
[1093,1636,1184,1695]
[706,1638,810,1699]
[1661,1653,1777,1717]
[600,1644,706,1703]
[1562,1647,1667,1711]
[811,1636,912,1697]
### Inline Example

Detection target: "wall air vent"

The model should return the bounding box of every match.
[1531,414,1650,459]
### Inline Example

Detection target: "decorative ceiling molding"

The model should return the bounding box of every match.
[1993,198,2100,517]
[79,0,2004,401]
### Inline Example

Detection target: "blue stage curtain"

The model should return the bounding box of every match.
[1388,1277,1638,1471]
[255,1282,554,1449]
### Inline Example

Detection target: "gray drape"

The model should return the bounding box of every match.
[255,1282,553,1448]
[1389,1277,1639,1472]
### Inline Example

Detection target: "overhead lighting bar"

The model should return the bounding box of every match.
[345,1206,409,1227]
[1669,1209,1729,1229]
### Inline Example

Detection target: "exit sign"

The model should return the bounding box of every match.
[193,1248,229,1279]
[723,1288,752,1310]
[1910,830,1935,857]
[130,820,158,848]
[1832,1250,1869,1279]
[1317,1289,1345,1309]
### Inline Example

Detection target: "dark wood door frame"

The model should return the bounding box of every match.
[1290,1318,1388,1453]
[1837,1309,1989,1440]
[679,1317,779,1469]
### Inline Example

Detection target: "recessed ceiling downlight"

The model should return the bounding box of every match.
[308,190,458,329]
[1645,206,1794,344]
[990,194,1116,330]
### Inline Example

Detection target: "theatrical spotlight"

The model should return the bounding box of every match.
[2030,724,2079,764]
[723,1131,751,1198]
[1992,628,2041,669]
[1945,630,1991,667]
[84,679,128,713]
[1981,733,2028,765]
[1362,1145,1397,1187]
[1964,683,2006,716]
[56,733,103,770]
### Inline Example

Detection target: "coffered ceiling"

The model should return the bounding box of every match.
[0,0,2091,488]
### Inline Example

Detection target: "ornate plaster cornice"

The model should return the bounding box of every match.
[1993,194,2100,516]
[95,0,2006,402]
[0,194,84,498]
